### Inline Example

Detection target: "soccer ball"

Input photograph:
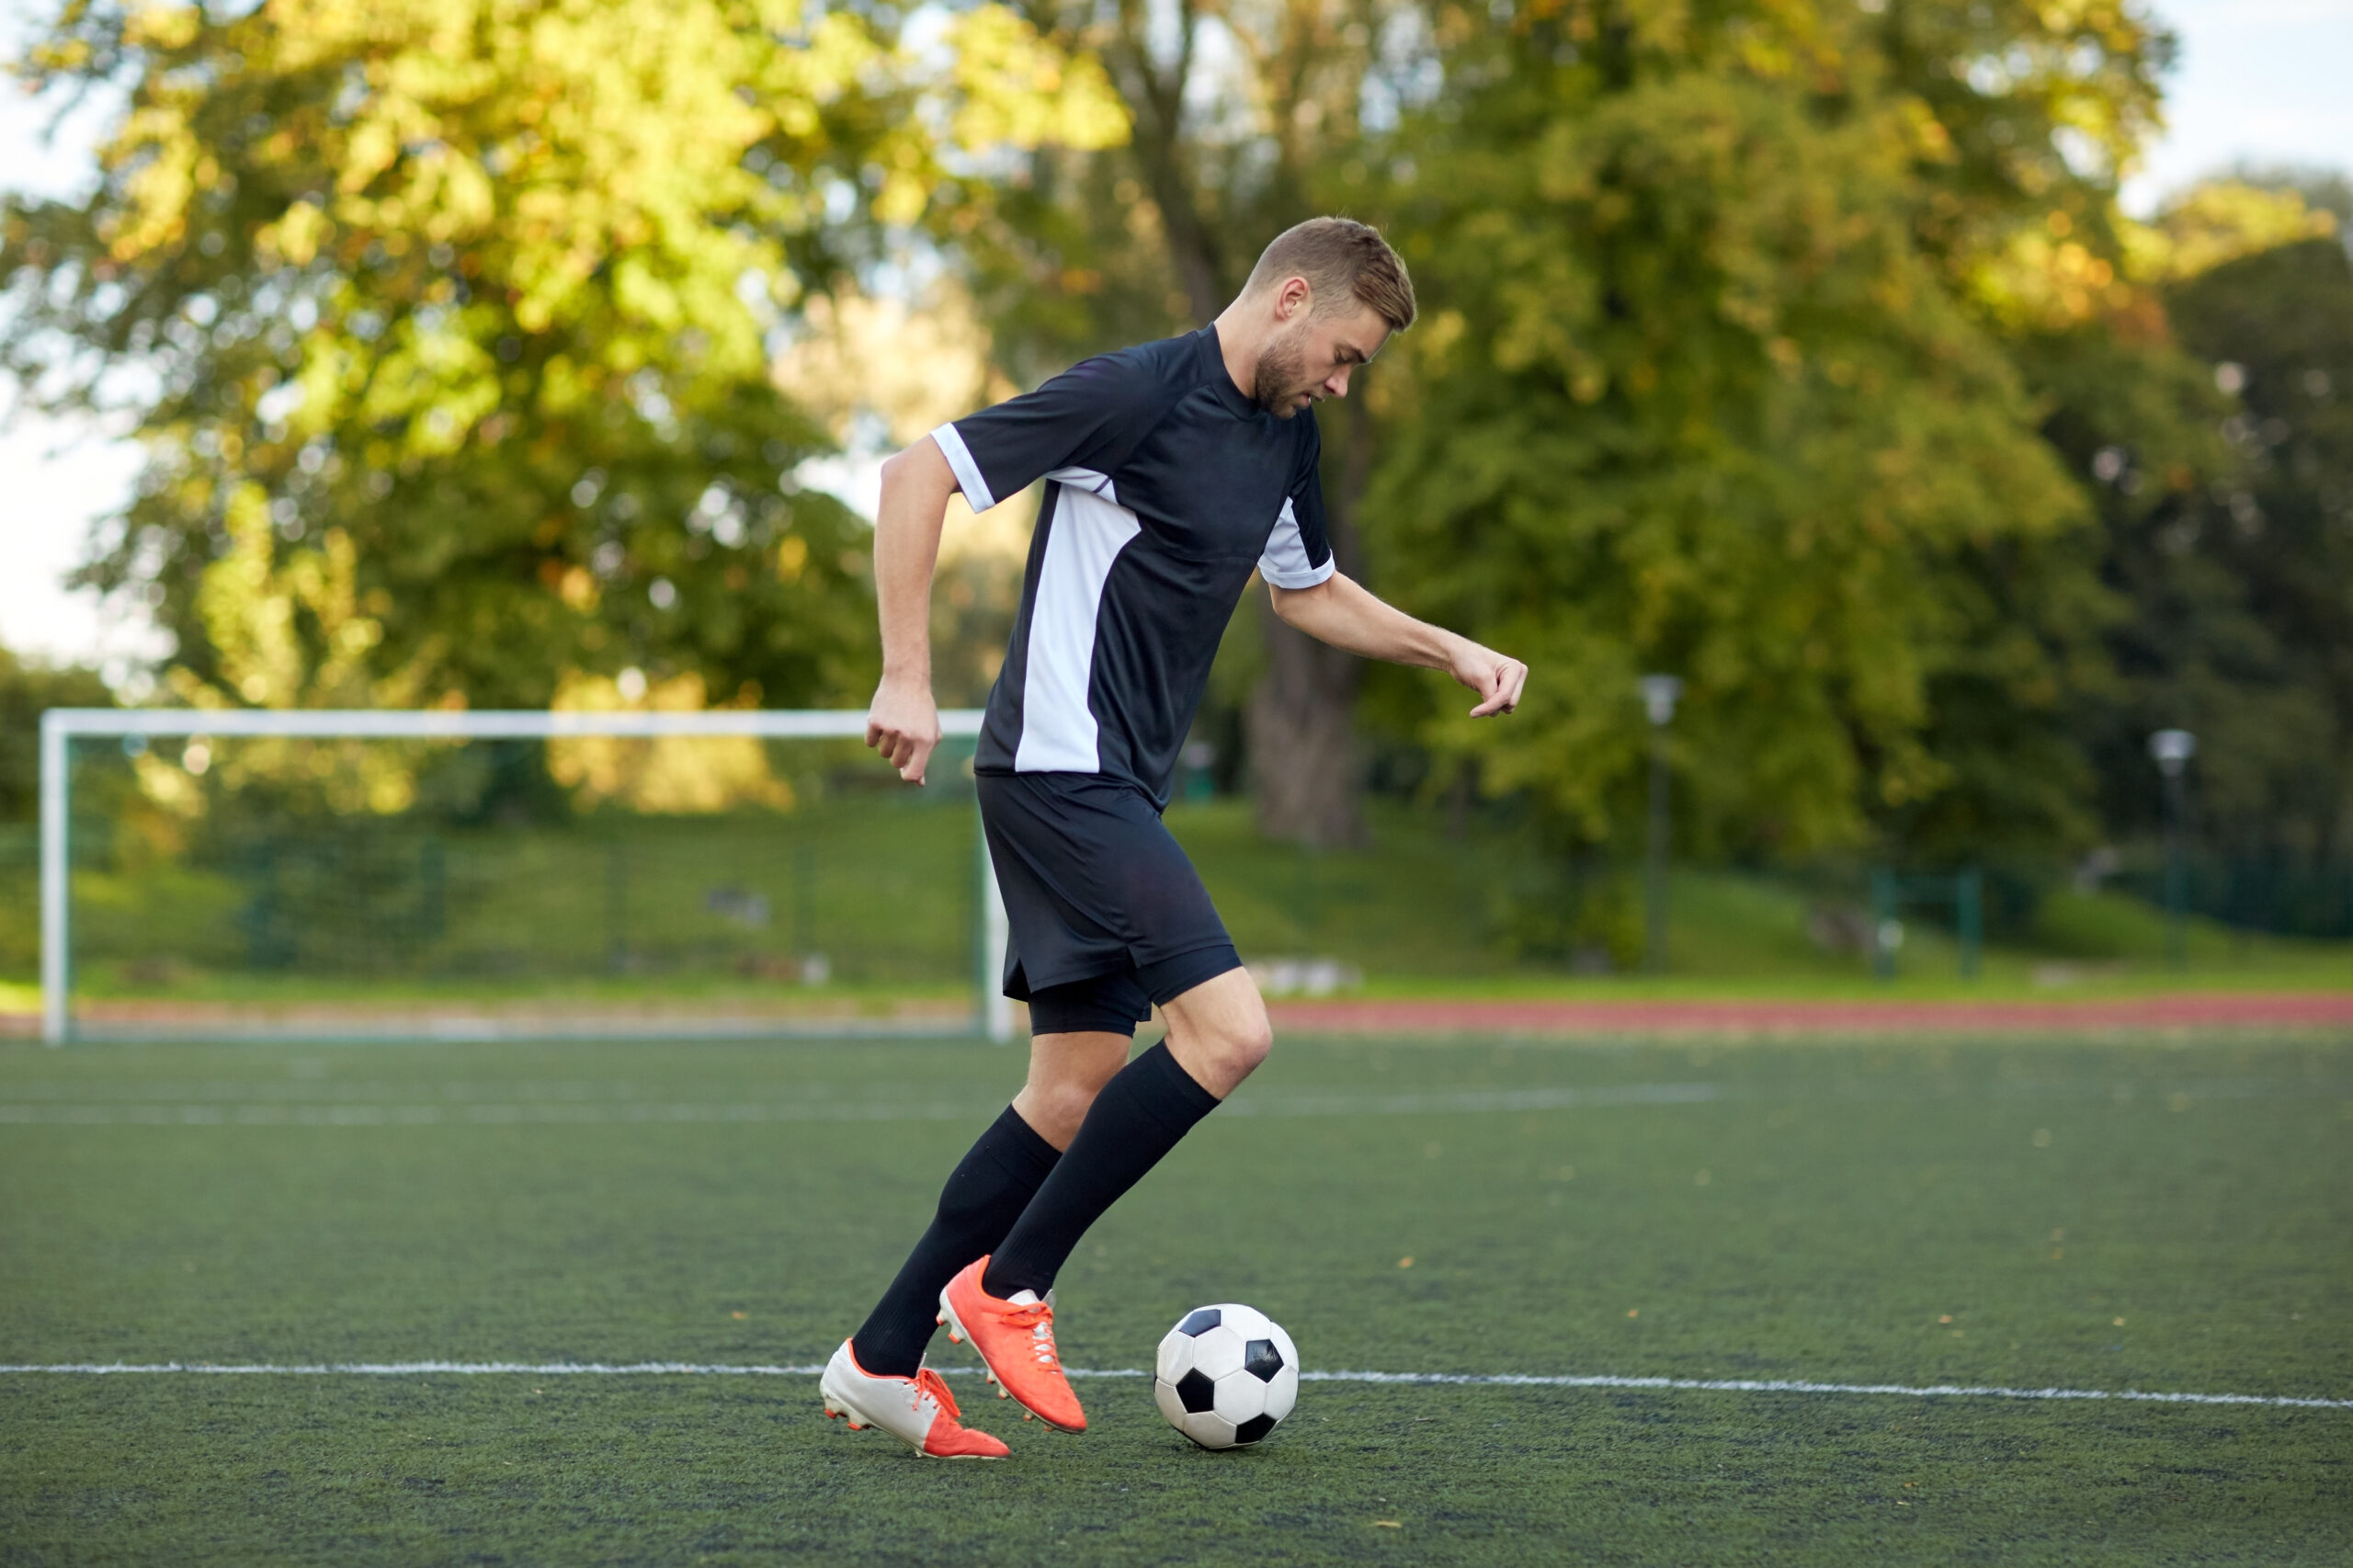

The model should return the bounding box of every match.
[1153,1303,1299,1449]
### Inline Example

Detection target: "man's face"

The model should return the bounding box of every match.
[1254,294,1391,419]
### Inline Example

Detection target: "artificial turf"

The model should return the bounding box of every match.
[2,1028,2348,1564]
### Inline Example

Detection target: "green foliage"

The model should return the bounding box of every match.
[1878,0,2167,309]
[1367,4,2103,858]
[0,645,110,822]
[0,0,1123,712]
[2150,238,2353,856]
[4,0,2341,886]
[1992,177,2352,869]
[956,0,2200,868]
[962,0,1397,367]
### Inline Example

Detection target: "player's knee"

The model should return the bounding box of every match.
[1022,1075,1107,1147]
[1219,1016,1273,1079]
[1045,1077,1105,1131]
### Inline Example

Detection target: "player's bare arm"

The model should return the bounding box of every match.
[1269,572,1529,717]
[864,437,957,784]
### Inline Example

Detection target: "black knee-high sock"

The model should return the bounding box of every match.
[983,1042,1220,1300]
[851,1105,1061,1378]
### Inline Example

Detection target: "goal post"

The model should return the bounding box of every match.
[38,707,1013,1046]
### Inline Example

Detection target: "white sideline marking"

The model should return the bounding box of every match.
[0,1362,2345,1411]
[1224,1083,1722,1117]
[1298,1371,2353,1410]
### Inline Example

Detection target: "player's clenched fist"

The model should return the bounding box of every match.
[1451,642,1529,718]
[866,676,940,784]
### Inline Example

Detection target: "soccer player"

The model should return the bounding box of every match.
[820,218,1528,1457]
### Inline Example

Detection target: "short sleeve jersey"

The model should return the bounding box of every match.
[933,324,1334,806]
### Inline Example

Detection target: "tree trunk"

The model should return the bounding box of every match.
[1067,0,1384,846]
[1247,398,1373,847]
[1247,600,1368,847]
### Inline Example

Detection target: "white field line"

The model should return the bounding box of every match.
[0,1360,2346,1411]
[0,1084,1721,1126]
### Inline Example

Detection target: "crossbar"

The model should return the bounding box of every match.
[39,707,985,740]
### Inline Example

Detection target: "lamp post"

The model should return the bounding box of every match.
[2148,729,2196,970]
[1639,676,1682,975]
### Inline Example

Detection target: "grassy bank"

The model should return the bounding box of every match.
[1167,801,2349,997]
[0,796,2343,1020]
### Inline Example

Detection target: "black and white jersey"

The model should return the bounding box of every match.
[933,324,1334,806]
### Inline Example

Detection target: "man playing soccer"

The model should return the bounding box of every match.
[821,218,1529,1457]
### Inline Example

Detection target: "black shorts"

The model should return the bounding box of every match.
[976,772,1242,1037]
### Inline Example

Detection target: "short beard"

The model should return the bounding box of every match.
[1252,327,1311,418]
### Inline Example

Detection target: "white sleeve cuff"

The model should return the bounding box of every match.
[929,423,996,512]
[1256,496,1336,587]
[1259,557,1336,590]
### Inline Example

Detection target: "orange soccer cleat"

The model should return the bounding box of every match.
[938,1257,1086,1433]
[819,1340,1010,1459]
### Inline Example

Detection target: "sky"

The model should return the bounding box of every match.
[3,0,2349,685]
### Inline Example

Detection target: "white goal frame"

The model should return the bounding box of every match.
[38,707,1011,1046]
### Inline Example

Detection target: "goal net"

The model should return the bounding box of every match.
[38,709,1011,1044]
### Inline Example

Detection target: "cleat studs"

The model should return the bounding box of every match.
[936,1314,946,1326]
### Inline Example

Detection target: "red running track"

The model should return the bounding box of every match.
[1267,992,2353,1036]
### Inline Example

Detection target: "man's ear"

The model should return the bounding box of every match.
[1275,274,1313,322]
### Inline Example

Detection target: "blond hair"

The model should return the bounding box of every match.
[1243,217,1416,332]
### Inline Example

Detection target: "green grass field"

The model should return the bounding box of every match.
[4,1027,2349,1564]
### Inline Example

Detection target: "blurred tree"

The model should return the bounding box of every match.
[960,0,2178,859]
[769,285,1028,710]
[2142,231,2350,857]
[955,0,1415,846]
[0,645,111,822]
[2006,181,2349,867]
[1869,0,2166,294]
[1363,1,2119,865]
[1,0,1121,714]
[2001,315,2216,851]
[2216,164,2351,245]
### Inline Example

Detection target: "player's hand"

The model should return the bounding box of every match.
[1451,641,1528,718]
[866,675,942,783]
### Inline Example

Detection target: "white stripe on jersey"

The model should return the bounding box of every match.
[1016,482,1141,773]
[1258,496,1336,588]
[930,423,996,512]
[1044,466,1117,502]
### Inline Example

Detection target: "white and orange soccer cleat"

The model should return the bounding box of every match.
[819,1340,1010,1460]
[937,1256,1086,1433]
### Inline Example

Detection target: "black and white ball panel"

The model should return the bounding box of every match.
[1175,1369,1217,1415]
[1154,1302,1300,1449]
[1233,1413,1279,1444]
[1212,1366,1274,1426]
